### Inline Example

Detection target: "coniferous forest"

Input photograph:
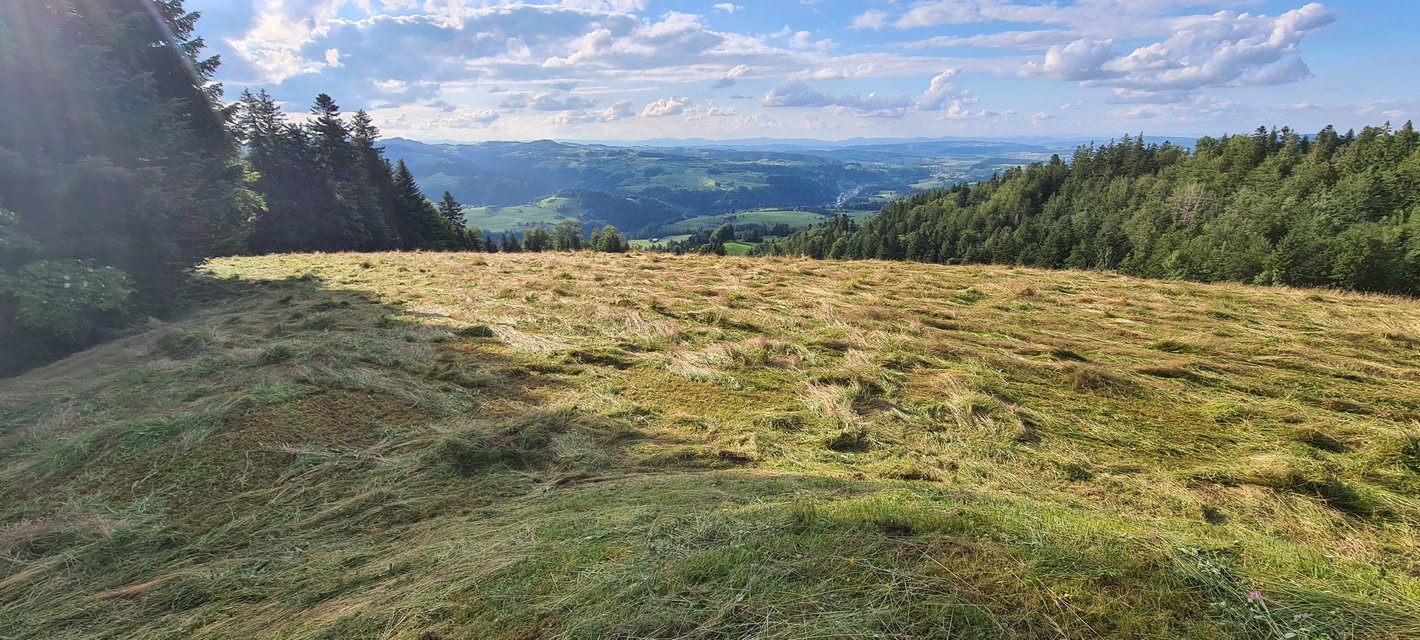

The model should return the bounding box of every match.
[759,127,1420,295]
[0,1,479,373]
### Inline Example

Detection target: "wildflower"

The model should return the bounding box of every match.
[1247,591,1263,604]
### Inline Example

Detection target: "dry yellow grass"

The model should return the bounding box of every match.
[1,251,1417,639]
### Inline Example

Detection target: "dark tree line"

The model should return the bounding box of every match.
[1,0,241,372]
[235,90,472,254]
[759,127,1420,295]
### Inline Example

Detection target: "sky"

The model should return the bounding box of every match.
[186,0,1420,142]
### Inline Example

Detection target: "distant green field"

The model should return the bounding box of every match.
[461,196,580,233]
[628,234,692,249]
[617,163,772,193]
[722,241,757,256]
[656,209,831,235]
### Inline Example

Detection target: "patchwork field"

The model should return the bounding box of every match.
[2,252,1418,639]
[459,196,581,233]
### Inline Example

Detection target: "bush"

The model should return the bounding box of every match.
[0,260,132,334]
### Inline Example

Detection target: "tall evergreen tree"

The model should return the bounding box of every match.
[390,160,462,250]
[437,192,464,226]
[0,0,241,373]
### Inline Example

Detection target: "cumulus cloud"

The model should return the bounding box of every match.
[1020,38,1116,81]
[712,64,751,88]
[206,0,1343,138]
[762,80,913,118]
[434,107,501,129]
[762,80,831,107]
[917,69,975,110]
[1014,3,1335,102]
[500,91,600,111]
[550,99,637,124]
[939,103,1000,121]
[641,96,694,117]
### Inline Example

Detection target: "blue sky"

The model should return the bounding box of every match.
[187,1,1420,141]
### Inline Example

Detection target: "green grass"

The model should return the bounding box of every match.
[461,196,582,232]
[655,209,832,236]
[723,241,757,256]
[628,234,692,250]
[2,252,1418,639]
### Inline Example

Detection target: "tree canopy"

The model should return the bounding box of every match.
[760,127,1420,295]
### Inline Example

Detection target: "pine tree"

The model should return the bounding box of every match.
[501,232,522,253]
[0,0,240,372]
[523,227,551,252]
[349,110,397,249]
[437,192,464,226]
[390,160,456,250]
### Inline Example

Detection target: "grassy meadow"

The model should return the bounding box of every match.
[459,196,581,233]
[2,252,1418,639]
[654,210,833,235]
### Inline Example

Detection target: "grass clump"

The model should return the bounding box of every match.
[153,329,209,358]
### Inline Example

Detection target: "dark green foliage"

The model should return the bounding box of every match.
[553,219,584,251]
[240,94,464,254]
[591,225,628,253]
[500,231,521,253]
[0,0,239,373]
[437,192,463,225]
[761,128,1420,295]
[523,227,552,252]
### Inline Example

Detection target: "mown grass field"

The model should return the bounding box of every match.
[2,252,1418,639]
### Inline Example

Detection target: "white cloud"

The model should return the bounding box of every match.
[208,0,1347,138]
[433,107,501,129]
[906,30,1073,51]
[1108,95,1235,122]
[500,90,600,111]
[550,99,636,124]
[850,10,889,31]
[763,80,914,118]
[1020,38,1116,81]
[917,69,975,110]
[940,103,998,121]
[712,64,751,88]
[641,96,693,117]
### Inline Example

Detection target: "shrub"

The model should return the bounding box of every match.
[0,260,131,334]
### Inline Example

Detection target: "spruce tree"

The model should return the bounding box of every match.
[437,192,464,226]
[0,0,240,373]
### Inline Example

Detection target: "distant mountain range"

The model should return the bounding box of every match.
[381,135,1196,238]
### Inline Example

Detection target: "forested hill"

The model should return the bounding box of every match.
[759,126,1420,295]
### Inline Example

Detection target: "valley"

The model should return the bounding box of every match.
[383,137,1109,240]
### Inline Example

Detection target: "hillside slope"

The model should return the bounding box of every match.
[2,253,1418,639]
